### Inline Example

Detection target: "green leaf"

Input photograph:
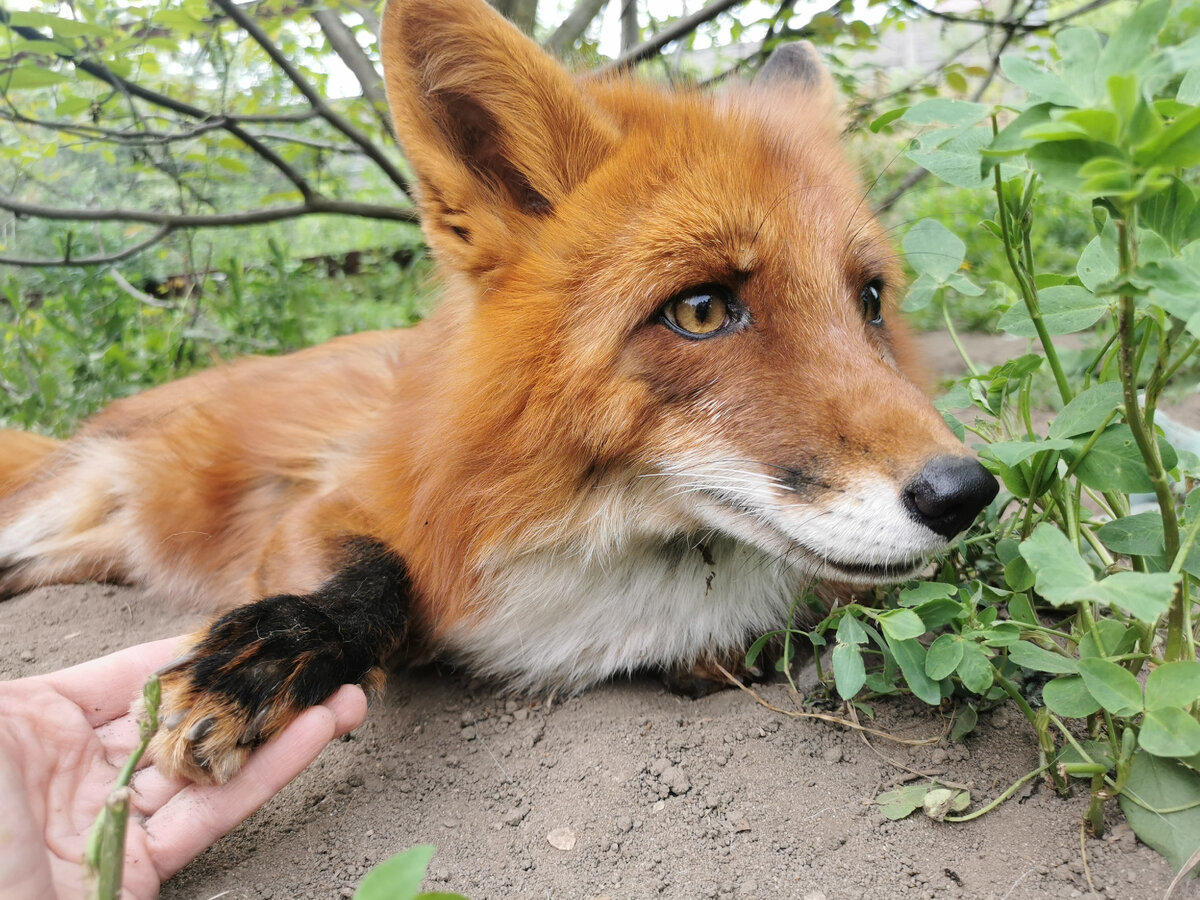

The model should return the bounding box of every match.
[1005,556,1036,592]
[836,612,868,645]
[889,638,943,705]
[1008,641,1079,674]
[1043,675,1102,717]
[1088,571,1177,623]
[1098,512,1164,556]
[902,98,990,127]
[870,107,908,132]
[1145,661,1200,710]
[980,438,1073,467]
[908,126,995,188]
[926,634,963,681]
[878,608,926,642]
[877,783,931,820]
[1068,425,1177,494]
[1019,523,1096,605]
[902,219,966,281]
[1049,382,1124,439]
[1140,708,1200,758]
[1007,591,1038,625]
[1135,104,1200,169]
[902,272,940,312]
[912,598,965,631]
[950,703,978,742]
[997,286,1108,337]
[1079,619,1139,660]
[897,582,957,606]
[1119,751,1200,872]
[1000,54,1082,107]
[956,641,994,695]
[1097,0,1170,83]
[832,643,867,699]
[1077,658,1143,716]
[1026,139,1122,192]
[1077,232,1120,292]
[355,845,437,900]
[2,63,69,89]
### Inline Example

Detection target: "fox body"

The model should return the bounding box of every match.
[0,0,996,783]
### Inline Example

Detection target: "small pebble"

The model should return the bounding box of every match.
[547,827,577,851]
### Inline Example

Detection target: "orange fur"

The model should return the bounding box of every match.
[1,0,996,782]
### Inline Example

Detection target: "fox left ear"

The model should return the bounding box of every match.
[381,0,617,275]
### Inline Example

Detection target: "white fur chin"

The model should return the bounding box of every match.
[443,534,807,692]
[442,468,951,692]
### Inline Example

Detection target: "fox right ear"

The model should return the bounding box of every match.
[753,41,836,112]
[381,0,616,276]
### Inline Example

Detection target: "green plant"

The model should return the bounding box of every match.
[82,675,160,900]
[352,845,467,900]
[756,0,1200,875]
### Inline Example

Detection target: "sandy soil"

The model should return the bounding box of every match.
[2,332,1198,900]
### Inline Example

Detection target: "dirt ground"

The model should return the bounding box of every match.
[2,331,1198,900]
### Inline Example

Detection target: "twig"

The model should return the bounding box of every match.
[595,0,750,75]
[0,226,172,268]
[108,268,175,308]
[211,0,410,194]
[712,662,944,746]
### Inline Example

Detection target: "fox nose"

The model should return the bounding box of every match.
[902,455,999,539]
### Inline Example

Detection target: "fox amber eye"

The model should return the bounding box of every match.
[661,287,735,338]
[860,280,884,326]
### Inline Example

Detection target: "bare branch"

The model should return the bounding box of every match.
[108,268,176,308]
[595,0,749,76]
[210,0,411,194]
[898,0,1118,31]
[619,0,639,54]
[0,194,417,227]
[0,226,172,268]
[545,0,609,55]
[312,8,395,139]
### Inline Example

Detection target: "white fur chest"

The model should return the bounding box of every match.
[441,534,807,691]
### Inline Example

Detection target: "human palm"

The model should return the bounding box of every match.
[0,637,366,900]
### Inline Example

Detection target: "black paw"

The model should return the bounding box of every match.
[148,595,384,784]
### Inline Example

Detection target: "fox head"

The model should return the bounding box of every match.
[380,0,997,587]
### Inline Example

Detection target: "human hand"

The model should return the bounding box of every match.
[0,636,367,900]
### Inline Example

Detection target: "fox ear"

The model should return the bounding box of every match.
[381,0,615,275]
[754,41,836,111]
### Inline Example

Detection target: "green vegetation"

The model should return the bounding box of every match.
[758,1,1200,875]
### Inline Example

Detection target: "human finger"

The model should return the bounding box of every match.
[143,693,354,880]
[130,684,365,818]
[36,636,191,727]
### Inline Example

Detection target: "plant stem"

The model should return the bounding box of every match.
[992,164,1073,404]
[1114,216,1185,660]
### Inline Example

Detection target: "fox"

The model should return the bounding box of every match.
[0,0,997,785]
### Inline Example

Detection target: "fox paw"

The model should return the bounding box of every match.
[147,595,385,784]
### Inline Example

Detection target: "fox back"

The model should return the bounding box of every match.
[0,0,996,782]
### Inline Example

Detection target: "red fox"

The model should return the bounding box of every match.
[0,0,996,784]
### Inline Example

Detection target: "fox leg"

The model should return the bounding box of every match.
[149,536,411,784]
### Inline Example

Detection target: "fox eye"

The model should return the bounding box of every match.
[860,280,884,326]
[660,286,739,339]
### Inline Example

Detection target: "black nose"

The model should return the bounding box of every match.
[902,455,999,538]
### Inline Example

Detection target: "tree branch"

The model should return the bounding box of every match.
[595,0,749,75]
[312,8,395,139]
[545,0,609,55]
[0,195,417,228]
[210,0,410,193]
[0,225,172,267]
[898,0,1118,31]
[0,12,318,200]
